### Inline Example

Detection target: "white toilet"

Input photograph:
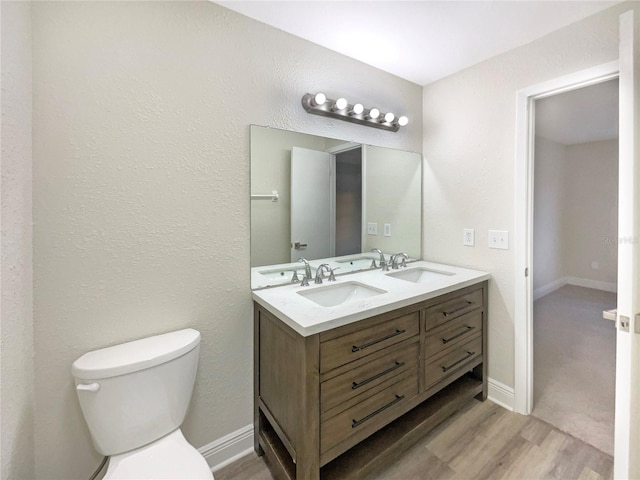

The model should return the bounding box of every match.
[72,328,214,479]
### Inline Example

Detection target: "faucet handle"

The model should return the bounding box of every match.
[300,275,309,287]
[291,270,300,283]
[370,259,378,269]
[390,252,409,269]
[328,267,340,282]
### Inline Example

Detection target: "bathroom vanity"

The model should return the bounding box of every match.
[252,262,489,480]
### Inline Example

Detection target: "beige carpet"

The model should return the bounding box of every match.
[532,285,616,456]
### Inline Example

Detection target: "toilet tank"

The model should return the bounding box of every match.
[72,328,201,456]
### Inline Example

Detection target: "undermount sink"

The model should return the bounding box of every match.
[259,267,312,282]
[297,281,386,307]
[387,267,455,283]
[336,257,376,269]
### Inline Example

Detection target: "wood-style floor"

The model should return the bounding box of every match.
[215,400,613,480]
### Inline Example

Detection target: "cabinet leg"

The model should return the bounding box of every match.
[254,436,264,457]
[472,364,488,401]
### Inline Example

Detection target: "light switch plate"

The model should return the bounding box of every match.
[463,228,475,246]
[488,230,509,250]
[384,224,391,237]
[367,222,378,235]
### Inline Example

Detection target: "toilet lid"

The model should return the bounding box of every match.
[103,430,213,480]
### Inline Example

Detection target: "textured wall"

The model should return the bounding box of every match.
[31,2,422,478]
[1,1,35,478]
[423,1,635,388]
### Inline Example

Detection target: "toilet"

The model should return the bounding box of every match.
[72,328,214,479]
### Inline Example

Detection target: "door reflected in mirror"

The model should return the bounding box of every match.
[250,125,421,289]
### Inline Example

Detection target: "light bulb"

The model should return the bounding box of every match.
[313,92,326,106]
[350,103,364,116]
[334,97,348,111]
[368,108,380,120]
[384,112,395,123]
[397,116,409,127]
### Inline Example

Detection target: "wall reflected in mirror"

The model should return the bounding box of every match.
[250,125,421,289]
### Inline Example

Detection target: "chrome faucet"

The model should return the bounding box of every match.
[315,264,331,284]
[390,253,409,269]
[298,257,312,281]
[371,249,387,271]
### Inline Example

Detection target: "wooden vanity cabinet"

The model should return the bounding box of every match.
[254,280,488,480]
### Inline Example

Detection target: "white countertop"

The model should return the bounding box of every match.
[252,261,491,337]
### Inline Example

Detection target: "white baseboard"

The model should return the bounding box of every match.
[198,424,254,473]
[565,276,617,293]
[534,276,617,301]
[487,377,515,411]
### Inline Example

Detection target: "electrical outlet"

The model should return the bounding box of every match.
[367,222,378,235]
[463,228,475,246]
[488,230,509,250]
[384,224,391,237]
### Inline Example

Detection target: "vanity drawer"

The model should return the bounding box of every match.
[320,312,419,373]
[320,375,418,454]
[424,287,483,331]
[321,341,419,416]
[425,310,483,360]
[425,335,482,389]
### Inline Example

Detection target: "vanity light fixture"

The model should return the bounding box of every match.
[349,103,364,116]
[333,97,348,111]
[367,108,381,120]
[301,92,408,132]
[311,92,326,107]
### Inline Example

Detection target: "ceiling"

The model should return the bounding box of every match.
[216,0,620,86]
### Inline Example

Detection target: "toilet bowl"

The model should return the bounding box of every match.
[72,328,214,480]
[104,430,212,480]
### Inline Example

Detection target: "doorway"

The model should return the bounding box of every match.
[335,147,363,256]
[513,61,619,418]
[531,79,619,454]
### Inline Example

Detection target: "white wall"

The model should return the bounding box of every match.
[364,146,422,259]
[564,140,619,285]
[423,1,636,390]
[1,1,35,478]
[30,2,422,478]
[533,137,566,292]
[533,137,618,298]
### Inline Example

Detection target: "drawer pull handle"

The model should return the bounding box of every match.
[441,351,476,372]
[352,394,405,429]
[442,301,474,317]
[442,325,475,344]
[352,361,405,390]
[351,329,406,353]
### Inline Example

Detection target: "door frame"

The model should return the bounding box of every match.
[513,60,620,415]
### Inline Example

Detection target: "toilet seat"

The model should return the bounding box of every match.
[104,429,214,480]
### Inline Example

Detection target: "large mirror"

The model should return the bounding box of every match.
[251,125,421,289]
